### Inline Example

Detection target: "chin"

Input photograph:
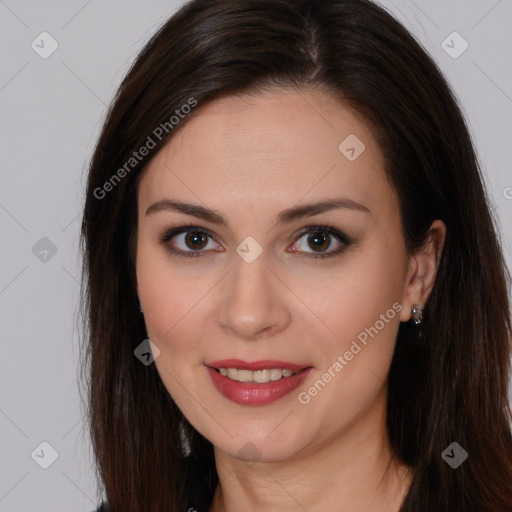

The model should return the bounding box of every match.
[215,430,306,464]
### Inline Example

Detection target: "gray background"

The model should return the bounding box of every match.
[1,1,511,510]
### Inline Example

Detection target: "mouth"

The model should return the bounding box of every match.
[215,367,297,383]
[204,359,314,406]
[205,359,313,383]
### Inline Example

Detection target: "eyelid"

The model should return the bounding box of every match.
[158,225,220,257]
[158,224,352,259]
[294,225,351,245]
[291,225,351,259]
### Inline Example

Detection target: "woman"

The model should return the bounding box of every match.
[80,0,512,510]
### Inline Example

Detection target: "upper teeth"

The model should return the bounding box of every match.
[219,368,296,383]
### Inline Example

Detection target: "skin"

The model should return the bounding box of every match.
[135,87,446,512]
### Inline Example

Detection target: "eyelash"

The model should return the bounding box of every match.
[159,224,352,260]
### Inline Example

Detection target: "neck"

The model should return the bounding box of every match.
[208,395,413,512]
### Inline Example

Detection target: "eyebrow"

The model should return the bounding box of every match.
[145,198,370,227]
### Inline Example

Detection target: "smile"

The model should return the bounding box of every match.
[205,359,314,406]
[217,368,296,383]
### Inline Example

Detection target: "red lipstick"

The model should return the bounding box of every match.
[204,359,314,406]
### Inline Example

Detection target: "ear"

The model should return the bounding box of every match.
[399,219,446,322]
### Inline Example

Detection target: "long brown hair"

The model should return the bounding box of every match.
[79,0,512,510]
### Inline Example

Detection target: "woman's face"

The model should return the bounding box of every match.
[136,88,423,463]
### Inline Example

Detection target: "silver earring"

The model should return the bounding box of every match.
[138,299,143,313]
[411,304,423,325]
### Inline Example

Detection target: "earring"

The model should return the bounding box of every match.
[138,298,143,313]
[407,304,423,344]
[411,304,423,325]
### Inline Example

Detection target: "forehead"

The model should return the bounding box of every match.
[137,88,394,221]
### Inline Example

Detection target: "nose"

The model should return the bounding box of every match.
[217,251,291,341]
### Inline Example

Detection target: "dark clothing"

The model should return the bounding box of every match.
[92,453,216,512]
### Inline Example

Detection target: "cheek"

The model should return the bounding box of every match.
[138,253,208,415]
[136,243,205,359]
[322,248,403,325]
[136,245,216,431]
[310,241,406,386]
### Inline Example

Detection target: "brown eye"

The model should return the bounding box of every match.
[160,226,220,258]
[305,230,331,252]
[291,226,351,259]
[183,231,209,250]
[160,224,351,259]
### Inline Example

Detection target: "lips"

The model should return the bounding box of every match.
[204,359,314,406]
